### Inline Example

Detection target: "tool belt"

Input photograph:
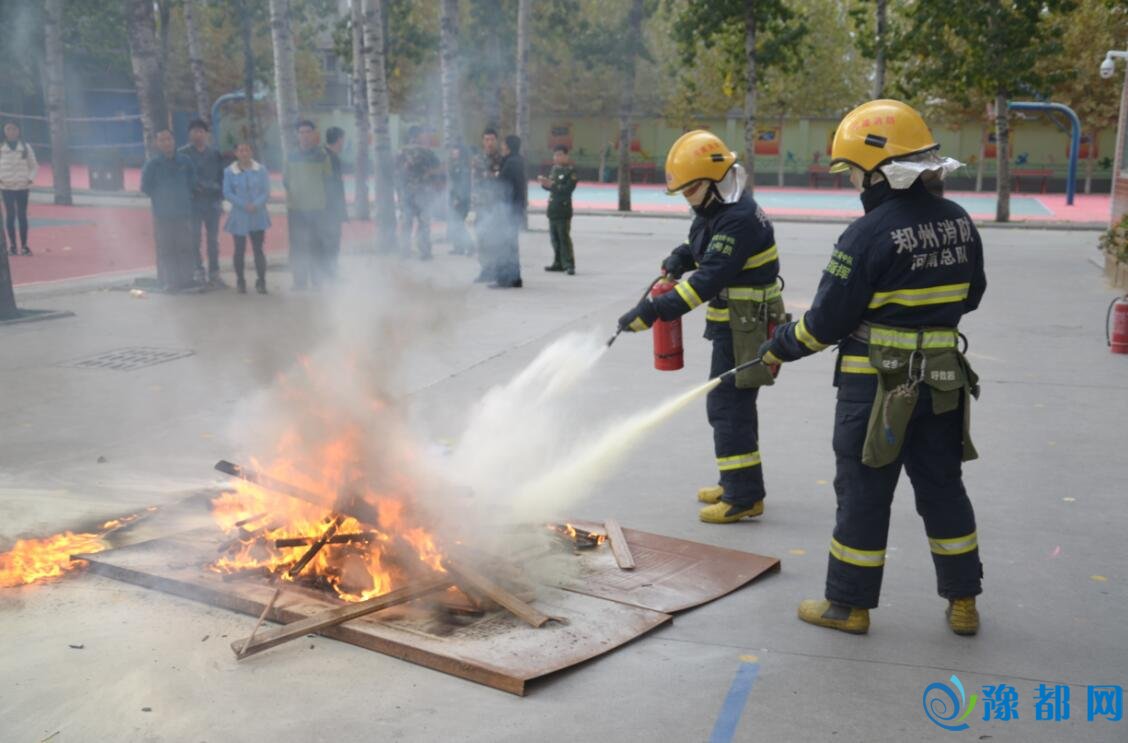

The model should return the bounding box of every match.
[857,323,980,468]
[718,280,789,389]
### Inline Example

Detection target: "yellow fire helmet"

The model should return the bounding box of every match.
[664,130,737,194]
[829,99,939,174]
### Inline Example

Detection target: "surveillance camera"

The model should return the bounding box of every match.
[1100,56,1115,79]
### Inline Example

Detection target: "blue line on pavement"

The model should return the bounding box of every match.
[709,658,760,743]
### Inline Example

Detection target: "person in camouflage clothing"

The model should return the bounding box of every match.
[538,144,578,275]
[396,126,441,260]
[470,127,505,283]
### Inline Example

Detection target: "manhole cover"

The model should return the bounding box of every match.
[60,347,195,372]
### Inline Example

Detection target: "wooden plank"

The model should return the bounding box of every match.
[445,560,554,628]
[603,518,635,570]
[231,577,453,659]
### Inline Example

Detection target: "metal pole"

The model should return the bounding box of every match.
[1007,101,1081,206]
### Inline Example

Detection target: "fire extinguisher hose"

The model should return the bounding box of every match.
[607,275,668,347]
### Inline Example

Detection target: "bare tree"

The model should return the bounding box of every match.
[44,0,72,206]
[440,0,463,150]
[184,0,211,122]
[742,0,758,196]
[363,0,398,251]
[873,0,887,99]
[268,0,302,158]
[617,0,644,212]
[515,0,529,149]
[351,0,372,220]
[124,0,170,156]
[239,0,259,152]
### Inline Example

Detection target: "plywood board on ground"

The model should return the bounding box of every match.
[78,531,670,695]
[546,521,781,614]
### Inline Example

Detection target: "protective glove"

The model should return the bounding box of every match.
[618,297,659,332]
[757,338,784,368]
[660,244,694,279]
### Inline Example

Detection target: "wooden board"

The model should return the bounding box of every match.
[546,522,781,614]
[78,531,671,696]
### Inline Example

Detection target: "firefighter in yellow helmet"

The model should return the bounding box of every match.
[759,100,986,635]
[618,130,787,523]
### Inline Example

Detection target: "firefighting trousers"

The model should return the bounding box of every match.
[826,387,983,609]
[706,332,765,507]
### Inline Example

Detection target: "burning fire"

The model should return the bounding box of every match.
[209,434,446,603]
[0,512,148,588]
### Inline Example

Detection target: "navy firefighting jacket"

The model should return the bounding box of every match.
[655,192,780,339]
[770,179,986,398]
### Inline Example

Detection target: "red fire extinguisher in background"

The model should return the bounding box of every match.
[1108,295,1128,354]
[651,280,684,371]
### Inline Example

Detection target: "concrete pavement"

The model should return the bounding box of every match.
[1,214,1125,742]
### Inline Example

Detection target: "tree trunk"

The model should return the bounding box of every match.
[743,0,757,195]
[268,0,301,159]
[184,0,211,122]
[239,0,259,153]
[124,0,170,157]
[352,0,372,220]
[363,0,398,252]
[44,0,72,206]
[485,8,502,130]
[872,0,886,99]
[975,121,986,192]
[0,246,16,320]
[440,0,462,150]
[995,91,1010,223]
[776,114,785,187]
[617,0,644,212]
[515,0,529,149]
[157,0,172,89]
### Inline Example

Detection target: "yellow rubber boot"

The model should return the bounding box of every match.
[697,485,724,504]
[946,597,979,636]
[699,500,763,523]
[797,599,870,634]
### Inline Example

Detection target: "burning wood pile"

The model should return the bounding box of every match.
[205,459,638,659]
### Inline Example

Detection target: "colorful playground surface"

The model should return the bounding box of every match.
[527,182,1112,224]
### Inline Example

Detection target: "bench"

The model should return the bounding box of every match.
[1012,168,1053,194]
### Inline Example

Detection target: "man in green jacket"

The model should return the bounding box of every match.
[538,145,578,275]
[284,120,333,289]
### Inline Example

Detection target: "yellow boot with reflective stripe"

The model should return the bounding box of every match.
[946,597,979,636]
[697,485,724,504]
[699,500,763,523]
[797,599,870,634]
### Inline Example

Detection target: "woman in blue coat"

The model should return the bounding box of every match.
[223,142,272,293]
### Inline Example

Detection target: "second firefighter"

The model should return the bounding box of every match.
[618,131,786,524]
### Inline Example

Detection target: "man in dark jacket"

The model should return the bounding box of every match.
[179,119,225,286]
[142,129,198,292]
[491,134,526,288]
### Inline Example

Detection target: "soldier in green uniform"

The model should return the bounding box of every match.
[396,126,441,260]
[538,145,578,275]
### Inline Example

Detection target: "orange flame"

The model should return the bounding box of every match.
[0,510,149,588]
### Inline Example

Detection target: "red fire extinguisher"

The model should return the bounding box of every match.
[1108,295,1128,354]
[651,280,684,371]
